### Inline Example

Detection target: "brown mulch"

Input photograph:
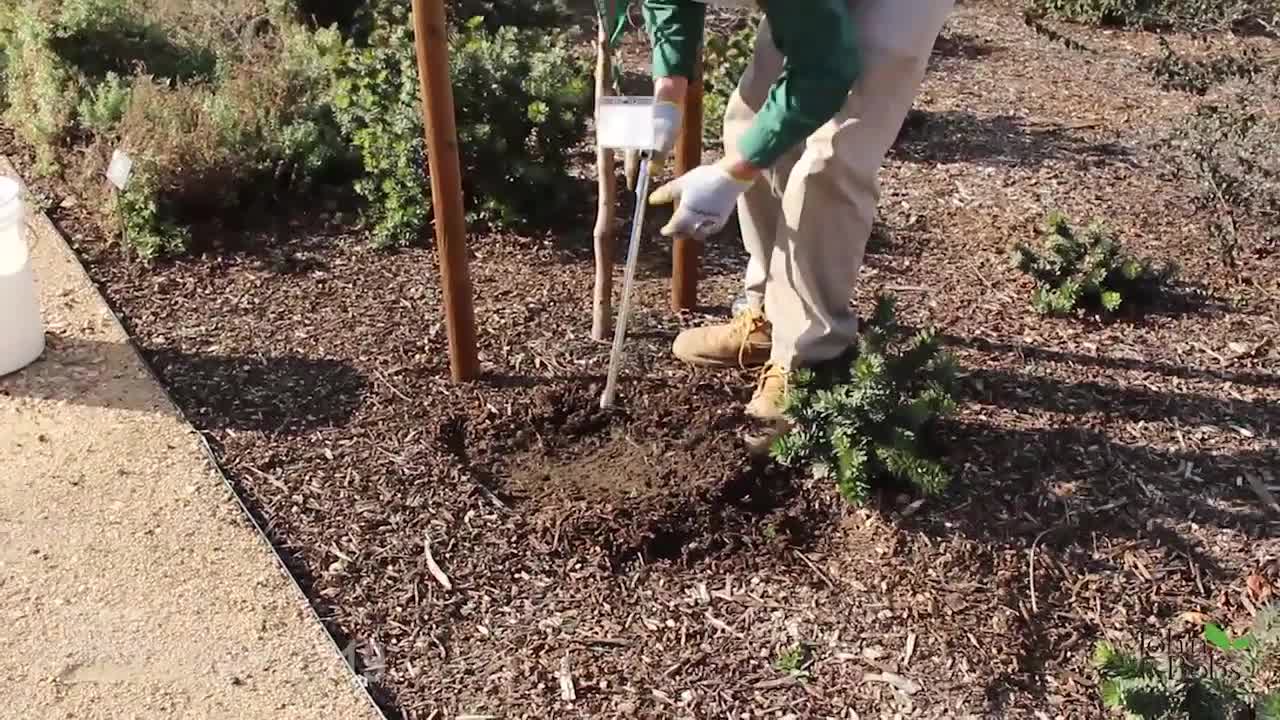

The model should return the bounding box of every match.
[6,2,1280,718]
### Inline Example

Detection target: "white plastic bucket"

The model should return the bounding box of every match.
[0,177,44,376]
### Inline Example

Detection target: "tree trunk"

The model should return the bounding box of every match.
[591,8,617,342]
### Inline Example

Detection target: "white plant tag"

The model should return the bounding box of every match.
[106,149,133,191]
[596,96,658,151]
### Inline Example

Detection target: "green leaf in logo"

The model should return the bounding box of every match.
[1204,623,1231,651]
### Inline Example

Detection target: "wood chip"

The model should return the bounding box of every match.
[693,582,710,605]
[1129,552,1154,582]
[795,550,836,589]
[754,677,799,691]
[1243,593,1260,616]
[573,636,630,648]
[903,632,917,667]
[1247,573,1273,602]
[1179,611,1210,625]
[1245,474,1280,517]
[1226,338,1270,359]
[557,655,576,701]
[863,671,921,695]
[705,611,741,637]
[424,536,453,591]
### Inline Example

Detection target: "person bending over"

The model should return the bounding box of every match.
[642,0,954,448]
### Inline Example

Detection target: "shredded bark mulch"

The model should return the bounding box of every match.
[5,2,1279,717]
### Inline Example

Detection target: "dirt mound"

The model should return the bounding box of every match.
[484,383,815,566]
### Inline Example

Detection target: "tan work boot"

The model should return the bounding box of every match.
[744,362,792,456]
[745,362,788,420]
[672,306,772,368]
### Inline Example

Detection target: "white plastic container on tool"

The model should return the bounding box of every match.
[0,177,44,376]
[596,96,657,151]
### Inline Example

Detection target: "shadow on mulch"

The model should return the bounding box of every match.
[930,29,1002,68]
[896,411,1276,710]
[866,220,936,259]
[148,346,367,434]
[5,334,367,434]
[1137,284,1235,321]
[806,329,1280,710]
[966,367,1277,433]
[892,109,1134,167]
[948,334,1280,391]
[939,419,1273,538]
[938,336,1277,535]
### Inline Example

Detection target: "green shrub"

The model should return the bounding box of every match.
[205,28,349,192]
[1029,0,1153,26]
[328,18,426,248]
[108,24,349,258]
[1023,7,1099,52]
[48,0,216,85]
[703,17,755,148]
[449,0,569,30]
[110,79,237,256]
[117,169,191,260]
[1027,0,1280,34]
[1148,37,1263,95]
[1,0,218,175]
[0,7,14,110]
[336,0,570,45]
[1162,81,1280,271]
[770,295,960,505]
[451,20,591,224]
[1093,605,1280,719]
[331,11,590,247]
[77,71,131,137]
[1012,211,1177,316]
[2,4,79,174]
[4,0,590,256]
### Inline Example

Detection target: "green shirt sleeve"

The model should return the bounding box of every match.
[738,2,860,168]
[642,1,859,168]
[643,0,706,79]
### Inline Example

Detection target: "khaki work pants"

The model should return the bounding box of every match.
[724,0,955,368]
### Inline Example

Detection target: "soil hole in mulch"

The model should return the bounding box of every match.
[483,383,834,568]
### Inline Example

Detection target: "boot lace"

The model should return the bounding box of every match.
[731,308,769,369]
[754,361,787,398]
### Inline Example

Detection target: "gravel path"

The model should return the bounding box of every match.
[0,158,381,720]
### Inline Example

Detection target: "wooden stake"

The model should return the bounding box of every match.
[670,57,703,313]
[591,5,617,342]
[410,0,479,381]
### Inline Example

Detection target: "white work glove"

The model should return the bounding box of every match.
[649,163,753,241]
[626,101,681,190]
[652,100,681,153]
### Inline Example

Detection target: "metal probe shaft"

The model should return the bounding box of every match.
[600,153,652,409]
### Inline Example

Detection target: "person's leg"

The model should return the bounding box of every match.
[745,0,954,423]
[724,17,802,310]
[672,15,796,369]
[765,0,955,373]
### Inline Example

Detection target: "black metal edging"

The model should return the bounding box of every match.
[2,157,392,720]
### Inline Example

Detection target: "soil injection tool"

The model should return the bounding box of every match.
[596,96,660,409]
